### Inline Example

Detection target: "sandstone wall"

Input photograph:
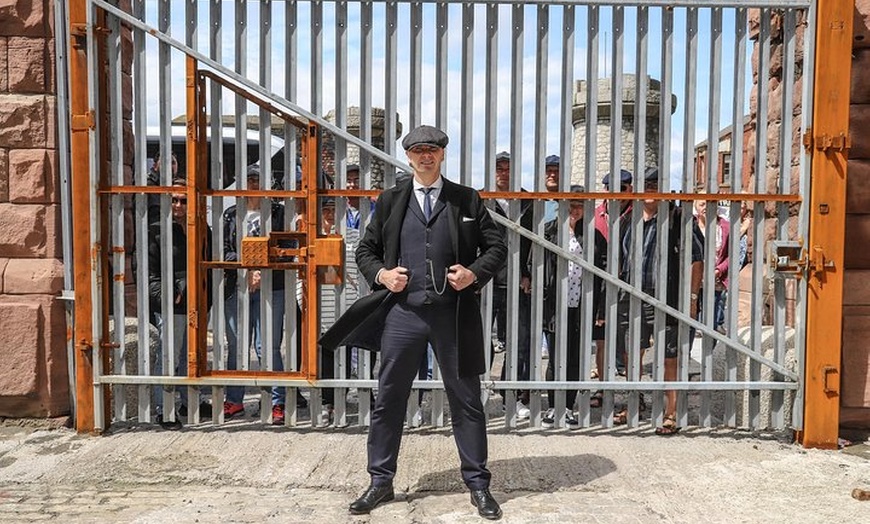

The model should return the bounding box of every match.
[841,1,870,427]
[0,0,69,417]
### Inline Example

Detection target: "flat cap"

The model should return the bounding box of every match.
[545,155,560,167]
[346,163,360,172]
[246,163,261,178]
[321,196,336,208]
[495,151,511,162]
[643,166,659,182]
[570,184,585,193]
[402,125,449,150]
[602,169,633,187]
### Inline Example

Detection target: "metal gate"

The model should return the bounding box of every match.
[57,0,851,446]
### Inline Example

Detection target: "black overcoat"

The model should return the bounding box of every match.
[319,176,507,377]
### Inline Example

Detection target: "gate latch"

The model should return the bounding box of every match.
[768,241,834,280]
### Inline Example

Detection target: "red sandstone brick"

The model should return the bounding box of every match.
[7,36,45,93]
[0,0,46,38]
[0,203,47,257]
[847,160,870,213]
[8,148,50,203]
[845,215,870,269]
[0,301,39,397]
[44,95,55,149]
[852,49,870,105]
[0,37,7,92]
[0,94,46,148]
[850,105,870,160]
[0,257,7,291]
[842,315,870,408]
[3,257,63,295]
[843,270,870,306]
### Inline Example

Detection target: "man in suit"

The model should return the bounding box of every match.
[348,125,507,519]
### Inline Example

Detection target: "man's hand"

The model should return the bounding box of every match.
[520,275,531,294]
[380,266,409,293]
[447,264,477,291]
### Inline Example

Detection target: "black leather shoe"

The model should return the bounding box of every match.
[470,489,502,520]
[156,414,182,431]
[349,483,394,514]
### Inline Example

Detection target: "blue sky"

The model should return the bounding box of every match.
[141,1,756,190]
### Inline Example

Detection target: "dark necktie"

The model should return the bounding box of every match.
[419,187,434,221]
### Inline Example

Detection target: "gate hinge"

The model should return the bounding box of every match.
[71,110,96,131]
[802,129,851,153]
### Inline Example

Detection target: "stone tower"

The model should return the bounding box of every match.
[571,74,677,190]
[321,107,403,189]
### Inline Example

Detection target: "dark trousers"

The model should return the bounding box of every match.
[545,306,581,409]
[368,301,491,490]
[491,289,531,403]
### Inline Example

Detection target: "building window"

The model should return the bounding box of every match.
[721,153,732,189]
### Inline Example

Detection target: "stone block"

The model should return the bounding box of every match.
[0,257,7,290]
[121,73,132,120]
[844,270,870,306]
[44,95,55,149]
[0,148,7,201]
[852,50,870,104]
[845,215,870,269]
[0,203,46,257]
[2,258,63,295]
[847,160,870,213]
[0,94,45,148]
[850,105,870,160]
[0,0,46,37]
[8,148,51,203]
[0,37,7,92]
[0,294,69,417]
[0,301,40,396]
[7,37,45,93]
[712,326,796,430]
[108,317,161,419]
[841,315,870,408]
[43,203,60,258]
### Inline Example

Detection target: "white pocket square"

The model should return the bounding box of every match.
[461,216,475,222]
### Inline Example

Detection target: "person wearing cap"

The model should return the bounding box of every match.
[344,125,506,519]
[542,154,562,223]
[221,163,298,425]
[591,169,635,384]
[614,167,703,435]
[147,177,214,428]
[539,179,608,428]
[486,150,534,420]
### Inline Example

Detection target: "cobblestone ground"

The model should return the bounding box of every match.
[0,421,868,523]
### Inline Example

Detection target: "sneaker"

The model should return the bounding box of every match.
[409,407,423,428]
[542,409,580,429]
[541,408,556,428]
[156,414,182,431]
[223,401,245,419]
[515,400,530,420]
[271,404,285,425]
[177,402,213,419]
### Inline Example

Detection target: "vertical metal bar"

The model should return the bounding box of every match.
[460,3,474,189]
[504,1,524,428]
[793,1,817,433]
[157,0,176,424]
[751,9,772,430]
[699,7,723,428]
[383,2,398,188]
[284,0,300,427]
[772,8,798,430]
[581,5,600,428]
[259,0,275,425]
[725,6,749,428]
[309,0,325,426]
[803,0,851,448]
[333,0,349,428]
[431,0,449,427]
[528,3,549,427]
[560,4,577,426]
[357,0,374,428]
[209,0,226,424]
[69,0,95,433]
[55,0,78,422]
[409,1,423,130]
[107,4,127,422]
